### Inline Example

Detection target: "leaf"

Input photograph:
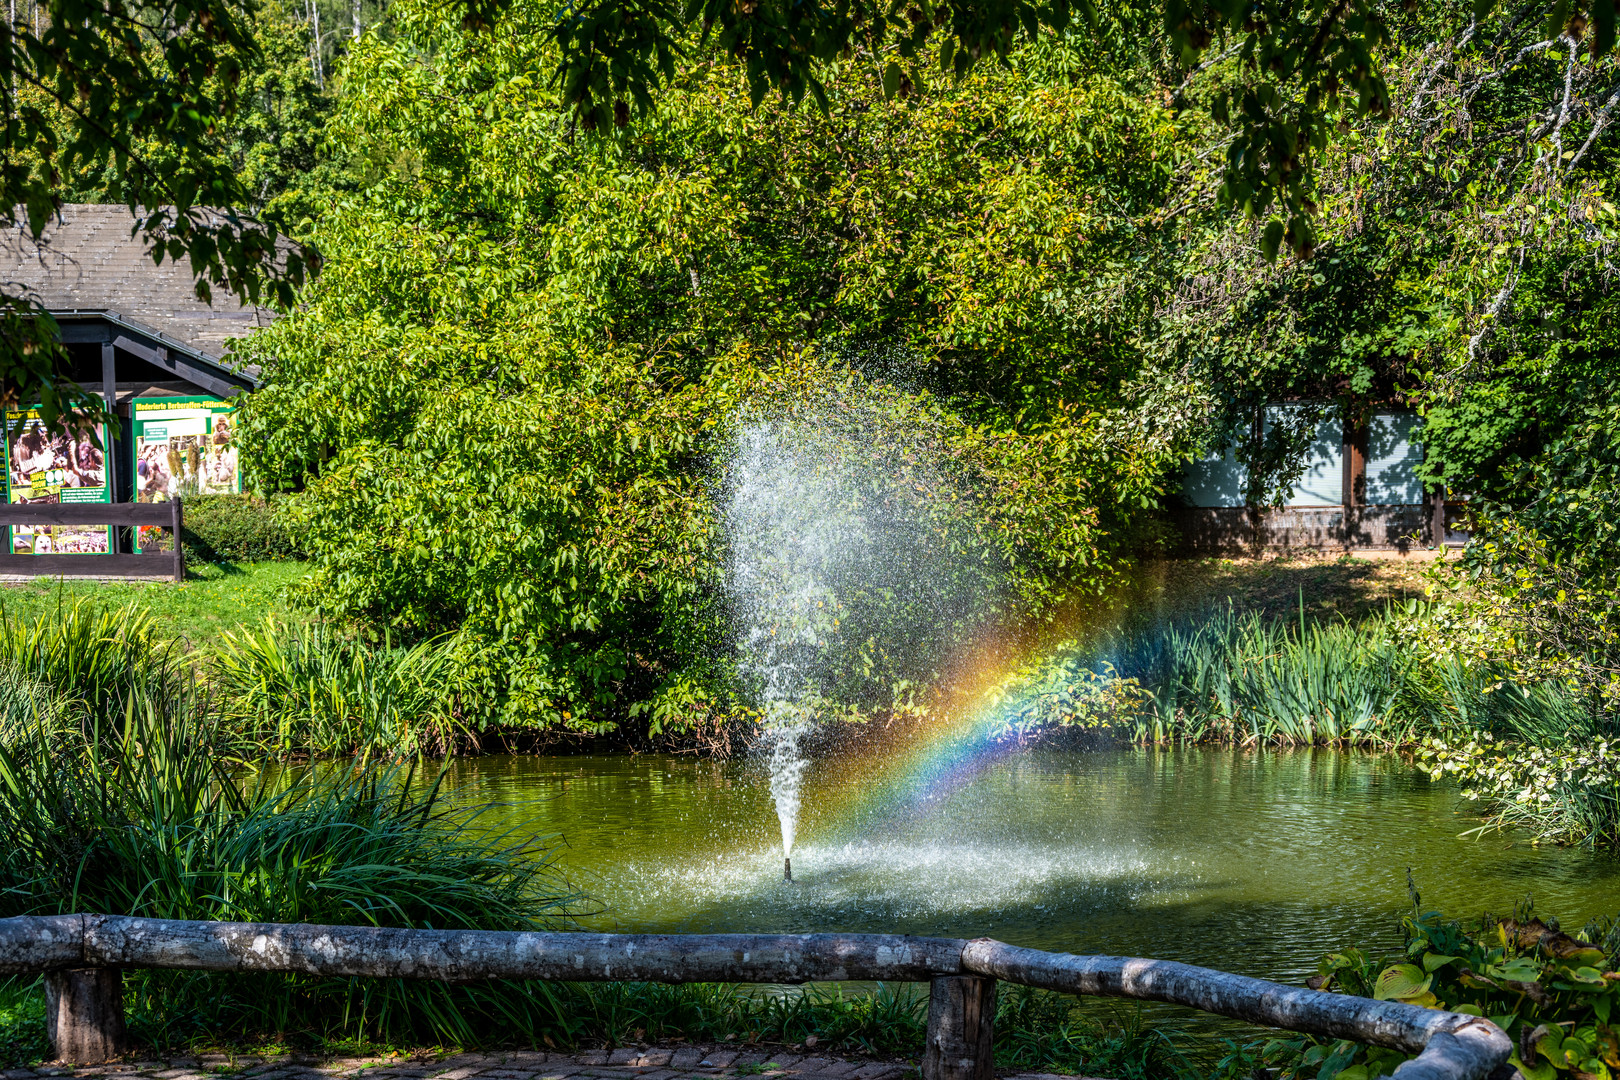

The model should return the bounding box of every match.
[1375,964,1433,1002]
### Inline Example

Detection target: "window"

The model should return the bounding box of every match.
[1364,412,1425,505]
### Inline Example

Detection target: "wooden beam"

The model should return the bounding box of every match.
[100,342,115,415]
[0,503,176,526]
[958,940,1512,1076]
[46,969,127,1063]
[111,335,243,398]
[79,918,969,984]
[172,497,185,583]
[0,554,175,578]
[0,915,1512,1080]
[923,976,995,1080]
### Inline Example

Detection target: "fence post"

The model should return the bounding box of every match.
[46,968,127,1064]
[171,497,184,583]
[923,975,995,1080]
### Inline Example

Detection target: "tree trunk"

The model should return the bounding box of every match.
[46,968,126,1064]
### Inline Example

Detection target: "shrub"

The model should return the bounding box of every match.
[182,493,301,564]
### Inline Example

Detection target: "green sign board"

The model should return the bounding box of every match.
[132,397,240,552]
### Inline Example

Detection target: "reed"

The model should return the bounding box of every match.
[211,619,470,757]
[0,599,178,722]
[1006,603,1588,749]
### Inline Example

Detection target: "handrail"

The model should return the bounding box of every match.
[7,915,1513,1080]
[0,499,184,581]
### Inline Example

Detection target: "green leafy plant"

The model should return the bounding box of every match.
[1275,897,1620,1080]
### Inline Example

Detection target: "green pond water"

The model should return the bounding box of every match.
[438,747,1620,987]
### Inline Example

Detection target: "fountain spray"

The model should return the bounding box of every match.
[722,396,990,884]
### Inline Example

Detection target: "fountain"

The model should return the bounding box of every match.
[722,400,999,880]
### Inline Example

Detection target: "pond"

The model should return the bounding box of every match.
[439,746,1620,989]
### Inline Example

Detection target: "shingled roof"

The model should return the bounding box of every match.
[0,204,278,361]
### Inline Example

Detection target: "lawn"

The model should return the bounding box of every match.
[0,560,310,647]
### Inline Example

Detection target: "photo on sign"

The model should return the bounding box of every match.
[4,413,111,554]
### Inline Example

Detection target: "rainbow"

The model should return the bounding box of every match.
[791,596,1123,848]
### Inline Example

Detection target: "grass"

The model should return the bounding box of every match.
[0,560,309,649]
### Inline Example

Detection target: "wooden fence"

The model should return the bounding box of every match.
[0,501,183,582]
[1,916,1512,1080]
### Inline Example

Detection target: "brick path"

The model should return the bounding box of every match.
[5,1046,1097,1080]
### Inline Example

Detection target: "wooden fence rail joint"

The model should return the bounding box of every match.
[0,916,1513,1080]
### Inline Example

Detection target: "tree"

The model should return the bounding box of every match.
[536,0,1617,262]
[235,2,1209,731]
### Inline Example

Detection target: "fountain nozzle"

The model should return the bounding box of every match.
[783,857,793,883]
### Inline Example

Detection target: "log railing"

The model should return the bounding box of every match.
[0,916,1513,1080]
[0,500,184,581]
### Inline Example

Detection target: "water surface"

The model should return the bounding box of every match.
[440,747,1620,986]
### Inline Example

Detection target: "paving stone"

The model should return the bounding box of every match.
[635,1052,673,1068]
[726,1055,768,1069]
[606,1052,640,1068]
[760,1057,800,1071]
[667,1052,705,1071]
[782,1059,842,1075]
[693,1053,736,1070]
[846,1066,904,1080]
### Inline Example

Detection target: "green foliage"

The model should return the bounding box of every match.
[211,619,470,756]
[1419,734,1620,847]
[0,695,586,1049]
[1260,900,1620,1080]
[0,0,310,427]
[0,598,178,719]
[238,9,1200,733]
[991,604,1513,747]
[185,494,304,564]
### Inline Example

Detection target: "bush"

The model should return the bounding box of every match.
[182,494,301,563]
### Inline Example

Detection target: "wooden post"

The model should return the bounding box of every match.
[1430,488,1446,548]
[923,975,995,1080]
[46,967,126,1063]
[171,497,184,583]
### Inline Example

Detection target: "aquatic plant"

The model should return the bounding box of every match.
[1253,898,1620,1080]
[0,599,178,721]
[0,693,578,1049]
[211,619,470,757]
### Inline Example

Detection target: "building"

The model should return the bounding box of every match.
[1177,407,1465,556]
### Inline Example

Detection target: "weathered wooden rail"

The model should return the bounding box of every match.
[1,916,1512,1080]
[0,500,183,581]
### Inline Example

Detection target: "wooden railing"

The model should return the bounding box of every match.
[0,500,183,582]
[2,916,1512,1080]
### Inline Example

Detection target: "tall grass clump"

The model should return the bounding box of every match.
[997,602,1589,750]
[212,619,469,757]
[0,693,578,1048]
[0,599,178,721]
